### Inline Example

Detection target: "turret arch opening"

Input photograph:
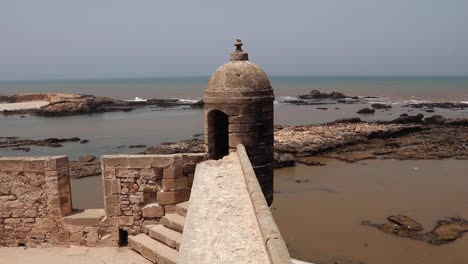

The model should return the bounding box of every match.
[207,109,229,160]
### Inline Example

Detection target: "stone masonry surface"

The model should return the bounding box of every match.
[101,153,206,236]
[179,152,271,264]
[0,153,205,247]
[0,156,118,247]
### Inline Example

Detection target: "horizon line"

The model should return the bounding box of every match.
[1,74,468,83]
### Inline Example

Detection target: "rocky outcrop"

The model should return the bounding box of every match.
[356,107,375,114]
[0,137,83,148]
[371,103,392,109]
[405,102,468,109]
[70,155,101,179]
[362,215,468,245]
[1,93,204,116]
[35,95,129,116]
[390,113,424,124]
[298,90,347,100]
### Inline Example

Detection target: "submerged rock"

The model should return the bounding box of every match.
[362,215,468,245]
[357,107,375,114]
[371,103,392,109]
[274,153,296,168]
[430,218,468,245]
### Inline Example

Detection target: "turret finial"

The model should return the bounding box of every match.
[234,38,243,51]
[230,38,249,61]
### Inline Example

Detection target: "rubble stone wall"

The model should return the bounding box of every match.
[101,153,206,235]
[0,156,73,246]
[1,153,206,247]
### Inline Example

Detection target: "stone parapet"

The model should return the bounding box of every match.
[236,145,293,264]
[179,145,292,263]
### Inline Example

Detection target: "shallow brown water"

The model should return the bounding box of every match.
[272,159,468,264]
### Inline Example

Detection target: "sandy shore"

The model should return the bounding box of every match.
[0,246,150,264]
[0,101,49,111]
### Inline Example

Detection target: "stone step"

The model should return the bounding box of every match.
[161,213,185,233]
[142,224,156,234]
[175,201,189,217]
[149,224,182,250]
[128,234,178,264]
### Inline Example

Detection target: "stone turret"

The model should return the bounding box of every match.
[204,39,275,205]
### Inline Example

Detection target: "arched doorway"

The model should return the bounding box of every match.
[207,110,229,160]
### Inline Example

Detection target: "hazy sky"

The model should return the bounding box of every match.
[1,0,468,80]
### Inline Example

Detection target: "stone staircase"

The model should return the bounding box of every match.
[128,201,188,264]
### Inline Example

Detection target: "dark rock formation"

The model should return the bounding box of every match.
[362,215,468,245]
[357,107,375,114]
[1,93,204,116]
[371,103,392,109]
[406,102,468,109]
[140,139,205,155]
[70,155,100,179]
[391,114,424,124]
[424,115,446,124]
[0,137,83,149]
[274,153,296,168]
[298,90,347,100]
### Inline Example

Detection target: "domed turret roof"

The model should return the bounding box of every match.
[204,39,274,103]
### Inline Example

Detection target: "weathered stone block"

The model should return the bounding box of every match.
[163,165,184,179]
[116,168,139,178]
[104,179,119,195]
[104,195,119,207]
[106,205,120,217]
[229,114,256,124]
[229,133,257,148]
[228,124,254,133]
[139,168,163,179]
[162,177,189,191]
[4,218,21,225]
[23,159,47,172]
[157,189,191,205]
[103,169,116,179]
[119,216,134,226]
[126,156,153,169]
[0,159,23,171]
[51,231,70,243]
[129,195,144,204]
[151,156,174,168]
[142,203,164,218]
[69,232,82,242]
[101,156,129,168]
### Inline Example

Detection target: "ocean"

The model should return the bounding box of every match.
[1,76,468,102]
[1,76,467,159]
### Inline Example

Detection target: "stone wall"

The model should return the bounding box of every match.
[101,153,206,235]
[1,153,206,247]
[0,156,119,247]
[236,145,292,264]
